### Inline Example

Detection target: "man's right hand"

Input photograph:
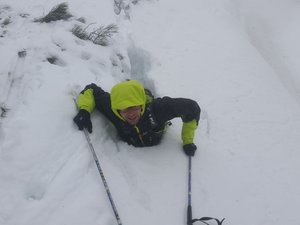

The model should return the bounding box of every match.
[73,109,93,133]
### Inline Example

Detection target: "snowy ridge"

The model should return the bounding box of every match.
[1,0,300,225]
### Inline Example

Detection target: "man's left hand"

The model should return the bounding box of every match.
[183,143,197,156]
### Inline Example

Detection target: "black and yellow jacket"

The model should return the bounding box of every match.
[76,80,200,147]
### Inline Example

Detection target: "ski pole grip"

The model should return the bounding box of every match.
[187,205,193,225]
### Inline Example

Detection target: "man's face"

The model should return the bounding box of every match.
[119,106,142,125]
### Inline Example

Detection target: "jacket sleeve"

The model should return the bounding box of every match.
[152,97,201,145]
[76,83,106,113]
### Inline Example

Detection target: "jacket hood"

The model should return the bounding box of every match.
[111,80,146,120]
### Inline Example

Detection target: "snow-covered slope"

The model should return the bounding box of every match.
[1,0,300,225]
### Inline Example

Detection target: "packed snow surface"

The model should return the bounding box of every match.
[1,0,300,225]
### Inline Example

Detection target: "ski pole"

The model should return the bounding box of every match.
[83,128,123,225]
[186,156,225,225]
[73,99,122,225]
[187,156,193,225]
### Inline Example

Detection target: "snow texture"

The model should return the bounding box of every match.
[1,0,300,225]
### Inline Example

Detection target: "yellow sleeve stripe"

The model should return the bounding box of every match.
[77,89,95,113]
[181,119,198,145]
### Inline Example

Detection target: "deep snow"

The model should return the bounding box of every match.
[1,0,300,225]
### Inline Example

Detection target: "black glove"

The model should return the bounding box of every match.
[73,109,92,133]
[183,143,197,156]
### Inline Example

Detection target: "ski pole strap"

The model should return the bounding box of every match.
[192,217,225,225]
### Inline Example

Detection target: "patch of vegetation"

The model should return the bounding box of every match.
[46,55,66,66]
[71,23,118,46]
[19,13,30,18]
[0,105,9,118]
[18,50,27,58]
[34,2,72,23]
[71,24,89,40]
[1,17,11,26]
[47,56,57,64]
[0,30,7,38]
[0,5,11,11]
[76,17,86,24]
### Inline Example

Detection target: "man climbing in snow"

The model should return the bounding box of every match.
[73,80,200,156]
